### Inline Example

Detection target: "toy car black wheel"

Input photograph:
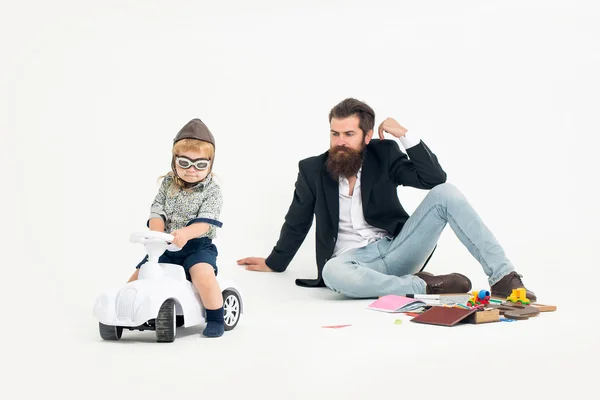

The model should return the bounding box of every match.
[99,323,123,340]
[222,290,241,331]
[156,299,176,343]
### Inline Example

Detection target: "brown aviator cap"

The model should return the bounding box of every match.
[173,118,215,147]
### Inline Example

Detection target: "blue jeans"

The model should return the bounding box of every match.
[321,183,514,298]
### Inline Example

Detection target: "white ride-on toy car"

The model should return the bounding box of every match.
[93,231,243,342]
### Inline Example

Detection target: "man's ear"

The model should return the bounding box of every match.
[364,129,374,145]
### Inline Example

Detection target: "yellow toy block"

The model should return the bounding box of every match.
[506,288,530,305]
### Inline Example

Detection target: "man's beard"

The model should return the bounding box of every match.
[326,145,364,180]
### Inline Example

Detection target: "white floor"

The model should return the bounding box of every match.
[3,2,598,398]
[7,248,595,400]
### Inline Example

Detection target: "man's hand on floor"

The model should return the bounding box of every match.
[236,257,274,272]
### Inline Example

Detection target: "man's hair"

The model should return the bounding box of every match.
[328,98,375,136]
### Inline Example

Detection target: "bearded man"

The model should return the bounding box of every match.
[237,98,537,301]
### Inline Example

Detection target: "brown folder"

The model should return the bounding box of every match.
[410,306,477,326]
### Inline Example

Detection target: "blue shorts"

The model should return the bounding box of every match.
[136,237,218,281]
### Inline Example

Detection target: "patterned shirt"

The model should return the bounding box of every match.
[148,173,223,239]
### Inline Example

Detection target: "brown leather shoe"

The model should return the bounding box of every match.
[491,271,537,302]
[415,272,472,294]
[415,271,434,277]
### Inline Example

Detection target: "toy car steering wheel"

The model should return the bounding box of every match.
[129,231,182,251]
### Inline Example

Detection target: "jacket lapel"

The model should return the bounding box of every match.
[321,156,339,232]
[360,147,377,211]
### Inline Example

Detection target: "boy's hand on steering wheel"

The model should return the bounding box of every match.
[171,229,190,249]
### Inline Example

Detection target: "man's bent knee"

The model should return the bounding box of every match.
[322,258,350,290]
[429,182,457,195]
[427,182,465,204]
[322,257,363,294]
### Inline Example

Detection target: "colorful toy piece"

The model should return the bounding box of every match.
[467,289,491,307]
[506,288,531,305]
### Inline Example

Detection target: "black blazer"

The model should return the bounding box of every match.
[265,139,447,287]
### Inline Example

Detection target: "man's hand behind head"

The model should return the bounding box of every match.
[378,117,408,139]
[236,257,274,272]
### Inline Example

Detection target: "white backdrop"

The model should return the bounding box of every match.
[2,0,598,398]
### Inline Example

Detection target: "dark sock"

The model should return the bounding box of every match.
[203,307,225,338]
